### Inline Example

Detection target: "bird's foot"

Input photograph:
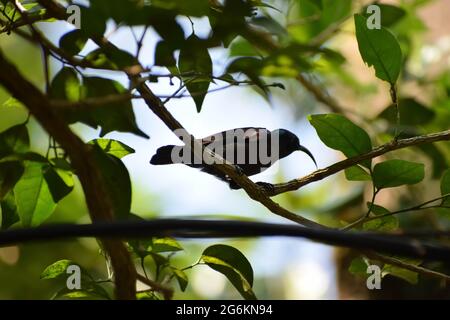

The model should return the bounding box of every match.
[255,182,275,193]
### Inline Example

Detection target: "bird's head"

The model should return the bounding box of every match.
[275,129,318,168]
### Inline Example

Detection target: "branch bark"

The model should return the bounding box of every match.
[267,130,450,196]
[0,51,137,300]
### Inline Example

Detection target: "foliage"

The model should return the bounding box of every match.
[0,0,449,299]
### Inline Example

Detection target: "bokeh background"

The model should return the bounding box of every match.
[1,0,450,299]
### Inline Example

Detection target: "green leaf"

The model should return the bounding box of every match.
[379,98,435,126]
[154,41,176,68]
[308,114,372,168]
[148,252,168,268]
[43,165,74,203]
[348,257,369,276]
[345,165,372,181]
[50,67,81,102]
[179,34,213,112]
[79,5,106,37]
[363,203,398,231]
[373,159,424,189]
[13,161,57,227]
[152,0,210,17]
[53,286,110,300]
[172,268,188,291]
[2,97,24,109]
[81,76,148,138]
[226,57,269,100]
[383,266,418,284]
[90,145,131,219]
[0,124,30,159]
[59,29,88,56]
[40,259,74,279]
[354,14,402,84]
[229,37,260,57]
[294,0,351,41]
[151,237,183,253]
[0,161,24,200]
[201,244,256,300]
[88,139,135,159]
[83,46,140,70]
[136,291,159,300]
[441,169,450,206]
[1,191,19,229]
[369,203,391,216]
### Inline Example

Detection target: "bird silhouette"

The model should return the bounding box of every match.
[150,127,317,190]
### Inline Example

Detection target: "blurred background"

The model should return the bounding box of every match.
[0,0,449,299]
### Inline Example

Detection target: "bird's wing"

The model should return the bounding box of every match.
[200,127,269,146]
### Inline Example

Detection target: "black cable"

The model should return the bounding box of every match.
[1,219,450,262]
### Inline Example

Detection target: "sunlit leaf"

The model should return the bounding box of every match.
[308,114,372,168]
[354,14,402,84]
[201,244,256,300]
[13,161,57,227]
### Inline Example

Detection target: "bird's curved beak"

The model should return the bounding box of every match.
[298,145,318,169]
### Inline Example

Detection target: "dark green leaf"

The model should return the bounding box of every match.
[382,265,418,284]
[345,165,372,181]
[83,46,140,70]
[348,257,368,276]
[1,191,19,229]
[81,76,148,138]
[172,268,188,291]
[308,114,372,168]
[363,204,398,231]
[379,98,435,126]
[90,145,131,219]
[227,57,269,100]
[154,41,176,68]
[50,67,81,102]
[179,34,213,112]
[373,159,424,189]
[149,252,168,268]
[79,5,106,37]
[0,124,30,159]
[88,139,135,159]
[13,161,57,227]
[441,169,450,206]
[59,29,88,56]
[201,244,256,300]
[354,14,402,84]
[0,161,24,200]
[43,165,74,203]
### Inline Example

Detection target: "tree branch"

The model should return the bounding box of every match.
[365,251,450,284]
[267,130,450,196]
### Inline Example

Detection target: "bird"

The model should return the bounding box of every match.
[150,127,317,190]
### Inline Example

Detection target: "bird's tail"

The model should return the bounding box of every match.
[150,145,176,165]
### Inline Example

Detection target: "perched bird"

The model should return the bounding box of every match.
[150,127,317,190]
